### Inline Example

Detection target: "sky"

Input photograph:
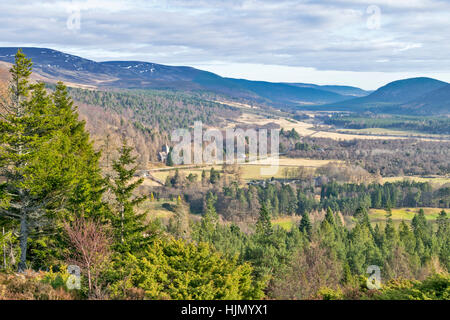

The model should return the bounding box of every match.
[0,0,449,90]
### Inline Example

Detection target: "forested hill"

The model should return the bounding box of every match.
[398,84,450,115]
[318,77,449,115]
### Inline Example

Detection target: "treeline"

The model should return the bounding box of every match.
[62,86,242,165]
[159,169,450,219]
[64,86,241,133]
[320,114,450,135]
[284,135,450,176]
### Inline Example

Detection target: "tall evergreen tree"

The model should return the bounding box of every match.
[436,210,449,270]
[108,139,148,253]
[0,50,104,271]
[299,211,312,238]
[255,203,272,237]
[50,82,106,219]
[198,192,219,241]
[0,51,58,271]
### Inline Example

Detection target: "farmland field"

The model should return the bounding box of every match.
[382,176,450,186]
[235,113,410,140]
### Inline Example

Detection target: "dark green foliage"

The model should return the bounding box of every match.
[107,140,149,253]
[255,203,273,238]
[106,239,264,300]
[299,212,312,237]
[0,50,105,271]
[323,114,450,135]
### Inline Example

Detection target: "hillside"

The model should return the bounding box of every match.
[287,83,370,97]
[398,84,450,115]
[1,48,448,116]
[318,77,449,113]
[225,78,348,106]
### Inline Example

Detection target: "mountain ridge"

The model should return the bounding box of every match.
[0,47,369,107]
[0,47,448,115]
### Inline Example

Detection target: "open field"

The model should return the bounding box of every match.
[382,176,450,186]
[368,207,443,222]
[140,199,201,223]
[272,216,302,231]
[272,208,445,232]
[337,128,450,140]
[234,112,450,142]
[235,113,409,140]
[145,156,340,183]
[246,156,340,167]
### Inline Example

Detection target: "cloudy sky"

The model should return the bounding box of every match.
[1,0,449,89]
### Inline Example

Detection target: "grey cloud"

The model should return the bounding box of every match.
[0,0,449,73]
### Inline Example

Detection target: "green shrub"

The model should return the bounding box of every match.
[106,239,264,300]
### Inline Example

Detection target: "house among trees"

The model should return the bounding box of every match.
[159,144,170,163]
[134,170,150,178]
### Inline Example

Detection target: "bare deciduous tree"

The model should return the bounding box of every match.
[63,217,112,298]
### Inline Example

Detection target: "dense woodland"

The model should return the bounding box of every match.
[283,134,450,176]
[57,86,244,166]
[320,114,450,135]
[160,168,450,217]
[0,51,449,300]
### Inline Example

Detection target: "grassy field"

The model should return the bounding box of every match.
[337,128,450,140]
[235,113,409,141]
[146,157,339,183]
[382,176,450,186]
[272,216,302,231]
[272,207,446,231]
[368,208,443,222]
[139,199,201,224]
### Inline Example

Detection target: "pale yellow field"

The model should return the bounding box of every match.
[382,176,450,186]
[146,156,337,182]
[272,216,302,231]
[338,128,450,141]
[235,113,407,140]
[368,207,443,221]
[140,199,201,223]
[246,156,340,167]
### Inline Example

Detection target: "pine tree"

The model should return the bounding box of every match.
[0,51,56,271]
[324,207,335,226]
[299,211,312,237]
[198,192,219,241]
[170,197,191,240]
[166,150,173,166]
[436,210,449,270]
[355,206,374,235]
[0,51,104,271]
[412,209,432,251]
[50,82,106,219]
[108,139,148,253]
[255,203,272,237]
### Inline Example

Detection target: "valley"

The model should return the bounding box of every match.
[0,48,449,301]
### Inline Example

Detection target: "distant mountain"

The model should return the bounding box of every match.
[287,83,370,97]
[0,47,367,107]
[319,77,449,113]
[225,78,347,105]
[398,84,450,115]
